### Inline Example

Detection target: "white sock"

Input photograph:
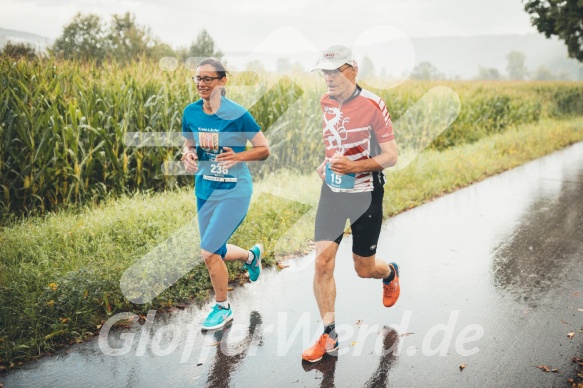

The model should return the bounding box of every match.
[216,300,229,309]
[245,250,255,265]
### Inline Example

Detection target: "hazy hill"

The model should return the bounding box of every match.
[410,33,582,79]
[0,27,53,52]
[228,33,583,80]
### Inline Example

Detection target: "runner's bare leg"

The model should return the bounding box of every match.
[314,241,339,325]
[353,253,391,279]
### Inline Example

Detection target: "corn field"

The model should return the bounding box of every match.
[1,56,582,216]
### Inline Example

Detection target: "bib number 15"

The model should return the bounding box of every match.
[325,162,355,189]
[330,172,342,185]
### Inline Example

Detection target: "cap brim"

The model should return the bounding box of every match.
[311,59,346,72]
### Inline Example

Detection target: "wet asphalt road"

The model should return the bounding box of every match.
[2,142,583,387]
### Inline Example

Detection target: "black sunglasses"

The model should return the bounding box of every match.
[193,76,222,84]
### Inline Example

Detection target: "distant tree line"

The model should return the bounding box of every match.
[0,12,223,63]
[50,12,223,63]
[1,41,38,59]
[475,50,579,81]
[405,50,581,81]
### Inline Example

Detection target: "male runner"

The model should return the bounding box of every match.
[302,45,400,363]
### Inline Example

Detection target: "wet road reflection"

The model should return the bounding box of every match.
[301,355,338,388]
[300,326,400,388]
[363,327,399,388]
[205,311,263,388]
[2,142,583,387]
[492,166,583,307]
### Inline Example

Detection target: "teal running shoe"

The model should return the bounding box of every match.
[201,304,233,330]
[243,244,263,282]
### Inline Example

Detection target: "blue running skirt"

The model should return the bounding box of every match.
[197,196,251,259]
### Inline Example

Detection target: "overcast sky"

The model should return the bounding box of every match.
[0,0,541,75]
[1,0,537,52]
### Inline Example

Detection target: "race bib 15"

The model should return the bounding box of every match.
[325,162,355,189]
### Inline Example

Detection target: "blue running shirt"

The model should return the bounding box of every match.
[182,96,261,200]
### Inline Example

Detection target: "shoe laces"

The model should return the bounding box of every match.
[317,335,328,347]
[317,334,337,350]
[384,281,397,296]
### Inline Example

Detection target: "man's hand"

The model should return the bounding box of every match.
[329,152,356,175]
[316,159,327,181]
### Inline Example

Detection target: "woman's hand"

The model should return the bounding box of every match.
[181,151,198,173]
[215,147,240,169]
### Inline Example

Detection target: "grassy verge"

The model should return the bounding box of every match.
[1,117,583,369]
[383,116,583,215]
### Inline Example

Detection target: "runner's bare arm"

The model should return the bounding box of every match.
[329,139,397,175]
[181,138,198,173]
[182,138,196,156]
[216,131,270,168]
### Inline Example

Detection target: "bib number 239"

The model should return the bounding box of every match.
[210,163,228,175]
[325,163,355,189]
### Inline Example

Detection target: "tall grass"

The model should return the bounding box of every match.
[1,59,187,216]
[2,56,583,217]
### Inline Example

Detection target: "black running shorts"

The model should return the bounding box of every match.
[314,183,384,257]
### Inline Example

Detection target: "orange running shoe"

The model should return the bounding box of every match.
[383,262,400,307]
[301,333,339,363]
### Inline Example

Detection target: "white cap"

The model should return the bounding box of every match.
[312,45,356,71]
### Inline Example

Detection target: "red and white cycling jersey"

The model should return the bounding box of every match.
[321,85,394,192]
